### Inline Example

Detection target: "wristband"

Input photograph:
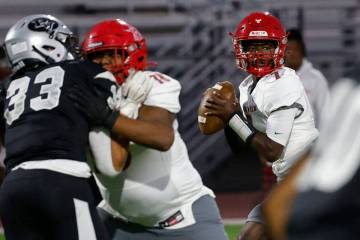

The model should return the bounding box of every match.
[228,112,255,143]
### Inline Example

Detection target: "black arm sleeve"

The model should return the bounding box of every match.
[224,125,245,155]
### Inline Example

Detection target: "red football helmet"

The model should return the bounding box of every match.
[82,19,147,84]
[231,12,287,77]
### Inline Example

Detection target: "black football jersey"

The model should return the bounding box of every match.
[3,60,117,169]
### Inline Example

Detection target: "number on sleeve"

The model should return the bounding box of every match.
[149,72,170,84]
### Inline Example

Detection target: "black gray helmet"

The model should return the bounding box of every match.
[4,14,79,72]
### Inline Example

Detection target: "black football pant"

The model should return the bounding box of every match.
[0,168,109,240]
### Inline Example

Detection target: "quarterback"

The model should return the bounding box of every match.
[76,19,228,240]
[204,12,318,240]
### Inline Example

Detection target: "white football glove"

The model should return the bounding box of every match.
[119,99,140,119]
[110,85,139,119]
[107,85,121,111]
[119,69,153,119]
[122,69,153,104]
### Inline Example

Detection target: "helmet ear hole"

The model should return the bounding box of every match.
[42,45,55,51]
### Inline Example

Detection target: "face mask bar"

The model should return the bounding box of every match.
[111,48,130,84]
[88,48,129,84]
[244,52,275,68]
[232,38,283,77]
[53,30,82,60]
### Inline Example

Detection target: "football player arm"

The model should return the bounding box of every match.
[224,125,245,155]
[110,133,130,171]
[249,108,297,162]
[227,108,297,162]
[205,92,297,162]
[111,104,175,151]
[89,129,129,176]
[249,132,284,162]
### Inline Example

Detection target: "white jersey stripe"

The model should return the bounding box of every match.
[74,198,97,240]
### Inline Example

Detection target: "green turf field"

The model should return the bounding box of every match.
[225,224,243,240]
[0,224,243,240]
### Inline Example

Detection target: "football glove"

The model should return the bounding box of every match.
[122,69,153,104]
[68,84,119,130]
[119,99,140,119]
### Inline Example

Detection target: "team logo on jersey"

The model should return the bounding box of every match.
[243,95,257,114]
[159,210,184,228]
[28,18,59,33]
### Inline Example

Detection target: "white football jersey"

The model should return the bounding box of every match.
[95,71,214,227]
[297,59,330,127]
[239,66,319,180]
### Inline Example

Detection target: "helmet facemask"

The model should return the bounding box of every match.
[88,48,128,84]
[234,39,281,77]
[55,32,82,60]
[231,12,287,78]
[87,41,146,85]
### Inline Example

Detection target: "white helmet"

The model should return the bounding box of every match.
[4,14,80,72]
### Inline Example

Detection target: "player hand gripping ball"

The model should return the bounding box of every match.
[198,81,238,134]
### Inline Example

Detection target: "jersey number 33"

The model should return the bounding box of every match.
[4,66,64,125]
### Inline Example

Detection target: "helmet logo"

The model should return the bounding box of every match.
[28,18,59,33]
[249,31,268,37]
[255,19,262,23]
[88,41,103,48]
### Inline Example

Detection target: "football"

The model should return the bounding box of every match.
[198,81,236,135]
